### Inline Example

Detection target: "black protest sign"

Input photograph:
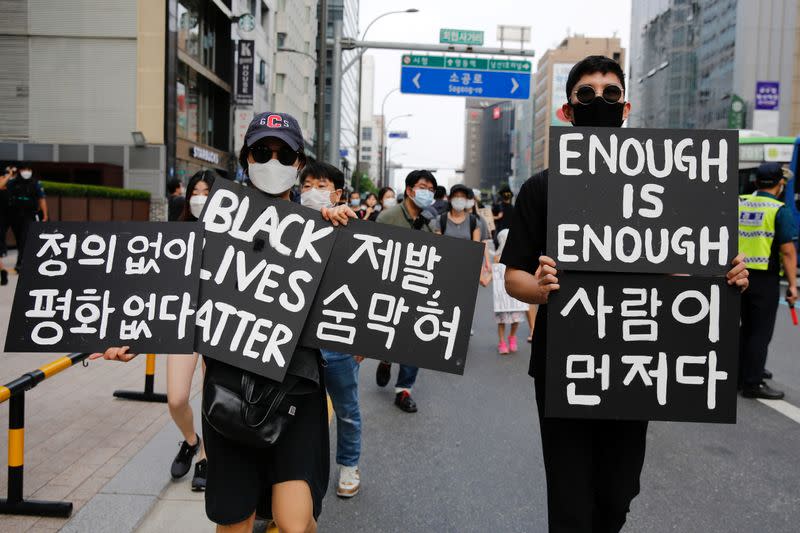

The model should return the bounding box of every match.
[546,127,738,275]
[300,219,484,375]
[195,179,337,381]
[545,272,739,423]
[5,222,202,354]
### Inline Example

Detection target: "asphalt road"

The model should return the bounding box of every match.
[319,285,800,533]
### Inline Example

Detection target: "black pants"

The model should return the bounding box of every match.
[535,378,648,533]
[9,213,34,269]
[0,213,7,257]
[739,272,780,387]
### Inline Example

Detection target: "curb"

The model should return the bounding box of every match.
[61,396,201,533]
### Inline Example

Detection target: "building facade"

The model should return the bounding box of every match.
[358,55,379,182]
[531,35,625,174]
[630,0,800,135]
[480,101,515,191]
[510,97,534,193]
[462,98,485,190]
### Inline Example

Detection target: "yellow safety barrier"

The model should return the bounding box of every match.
[113,353,167,403]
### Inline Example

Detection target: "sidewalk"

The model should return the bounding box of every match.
[0,260,201,532]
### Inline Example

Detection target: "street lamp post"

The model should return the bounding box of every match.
[382,112,412,187]
[355,9,418,192]
[378,88,400,187]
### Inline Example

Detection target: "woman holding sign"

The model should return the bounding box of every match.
[92,112,356,533]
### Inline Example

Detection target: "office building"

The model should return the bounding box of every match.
[463,98,486,190]
[480,101,515,191]
[358,55,380,181]
[630,0,800,135]
[511,97,534,193]
[273,0,317,150]
[531,35,625,173]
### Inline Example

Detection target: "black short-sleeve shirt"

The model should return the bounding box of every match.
[500,170,548,380]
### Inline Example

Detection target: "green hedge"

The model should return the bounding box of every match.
[40,181,151,200]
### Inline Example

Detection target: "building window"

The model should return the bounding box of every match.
[613,52,621,63]
[248,0,257,16]
[177,60,229,150]
[277,32,287,48]
[361,127,372,141]
[276,73,285,93]
[304,76,309,94]
[261,2,269,33]
[362,146,371,152]
[258,59,266,85]
[177,0,201,59]
[303,112,309,129]
[362,155,372,161]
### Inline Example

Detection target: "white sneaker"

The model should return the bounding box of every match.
[336,465,360,498]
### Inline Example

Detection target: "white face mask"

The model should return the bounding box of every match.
[300,187,333,211]
[20,170,32,179]
[466,199,475,209]
[189,195,207,218]
[383,197,397,208]
[451,198,467,212]
[248,159,298,195]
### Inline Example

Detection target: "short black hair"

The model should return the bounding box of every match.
[434,185,447,200]
[405,169,437,190]
[565,55,626,101]
[299,160,345,190]
[167,178,183,194]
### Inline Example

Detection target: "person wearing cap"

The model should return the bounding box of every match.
[492,185,514,241]
[1,163,48,272]
[432,184,481,242]
[92,112,356,533]
[738,162,798,399]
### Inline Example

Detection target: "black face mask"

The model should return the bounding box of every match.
[570,97,625,127]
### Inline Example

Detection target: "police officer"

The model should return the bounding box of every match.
[3,163,48,272]
[738,162,798,399]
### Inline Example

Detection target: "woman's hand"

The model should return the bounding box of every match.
[321,204,357,227]
[88,346,137,362]
[727,253,749,292]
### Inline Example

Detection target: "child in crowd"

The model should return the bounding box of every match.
[492,229,527,355]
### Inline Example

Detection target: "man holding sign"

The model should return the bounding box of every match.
[502,56,749,532]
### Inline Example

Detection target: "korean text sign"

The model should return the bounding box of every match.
[6,222,202,354]
[195,179,337,382]
[545,273,739,423]
[300,219,484,375]
[546,127,738,275]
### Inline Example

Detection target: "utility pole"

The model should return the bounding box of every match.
[328,19,342,165]
[314,0,328,159]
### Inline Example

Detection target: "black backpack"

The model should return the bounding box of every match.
[439,212,477,235]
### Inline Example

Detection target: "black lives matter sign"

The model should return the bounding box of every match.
[547,127,738,275]
[6,222,202,354]
[195,179,337,382]
[545,127,740,423]
[300,220,484,375]
[545,273,739,423]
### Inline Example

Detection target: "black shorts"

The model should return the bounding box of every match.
[202,367,329,525]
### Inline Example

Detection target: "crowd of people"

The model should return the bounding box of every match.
[2,54,774,533]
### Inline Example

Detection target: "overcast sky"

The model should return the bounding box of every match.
[358,0,632,190]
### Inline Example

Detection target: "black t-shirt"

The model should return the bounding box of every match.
[168,195,185,222]
[500,170,548,380]
[494,201,515,233]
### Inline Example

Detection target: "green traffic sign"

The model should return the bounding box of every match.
[401,54,531,73]
[440,28,484,46]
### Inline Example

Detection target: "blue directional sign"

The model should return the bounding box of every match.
[400,56,531,100]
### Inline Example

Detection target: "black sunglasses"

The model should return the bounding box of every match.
[250,144,299,166]
[573,84,624,105]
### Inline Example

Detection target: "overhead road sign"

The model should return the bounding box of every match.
[400,54,531,100]
[440,28,484,46]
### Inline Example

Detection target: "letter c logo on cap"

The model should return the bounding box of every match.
[267,114,283,128]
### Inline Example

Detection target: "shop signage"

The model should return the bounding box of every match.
[191,146,220,165]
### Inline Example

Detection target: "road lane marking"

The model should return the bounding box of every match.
[757,398,800,425]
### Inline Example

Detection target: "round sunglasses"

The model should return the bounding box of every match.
[250,144,300,166]
[572,84,624,105]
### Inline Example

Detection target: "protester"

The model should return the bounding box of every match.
[427,185,449,216]
[165,170,216,492]
[738,162,798,399]
[370,186,396,221]
[92,112,356,533]
[359,192,378,221]
[348,190,364,217]
[167,177,186,221]
[1,163,47,272]
[0,166,13,285]
[375,169,437,413]
[492,229,524,355]
[501,55,750,533]
[432,184,480,242]
[492,185,514,239]
[299,160,364,498]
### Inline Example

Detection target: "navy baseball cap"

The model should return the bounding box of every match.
[244,112,304,152]
[755,162,784,186]
[449,184,473,198]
